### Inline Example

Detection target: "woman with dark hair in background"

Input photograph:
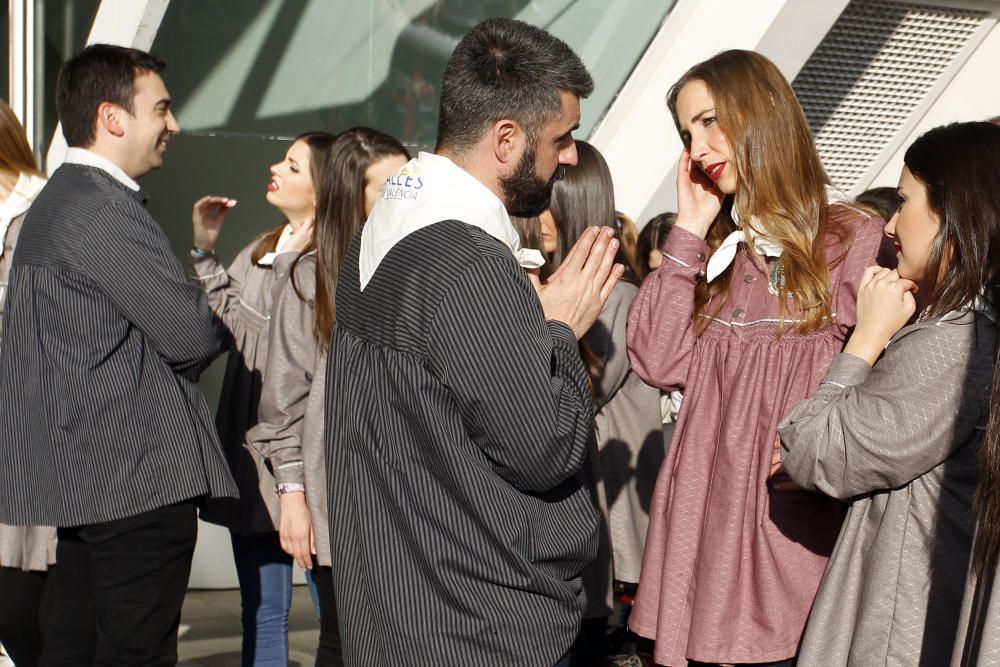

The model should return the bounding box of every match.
[626,50,884,665]
[547,140,664,666]
[249,127,410,665]
[189,131,336,666]
[0,99,54,667]
[636,212,677,280]
[854,186,900,224]
[779,121,1000,665]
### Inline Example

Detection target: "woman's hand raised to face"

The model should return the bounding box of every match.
[192,195,237,250]
[843,266,918,366]
[674,148,724,240]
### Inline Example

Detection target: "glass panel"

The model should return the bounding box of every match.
[39,0,101,167]
[151,0,676,148]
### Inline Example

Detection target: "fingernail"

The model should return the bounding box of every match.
[606,228,615,237]
[226,199,237,206]
[592,227,601,236]
[611,239,619,248]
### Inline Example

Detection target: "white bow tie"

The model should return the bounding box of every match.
[705,207,781,283]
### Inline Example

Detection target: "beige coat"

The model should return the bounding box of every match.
[779,308,996,666]
[248,252,331,566]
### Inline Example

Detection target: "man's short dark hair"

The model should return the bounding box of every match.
[56,44,166,147]
[436,18,593,154]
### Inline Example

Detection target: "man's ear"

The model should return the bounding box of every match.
[96,102,126,138]
[491,119,524,168]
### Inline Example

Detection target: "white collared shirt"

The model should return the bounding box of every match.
[63,147,141,192]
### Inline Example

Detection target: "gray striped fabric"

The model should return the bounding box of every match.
[0,164,237,527]
[326,220,600,666]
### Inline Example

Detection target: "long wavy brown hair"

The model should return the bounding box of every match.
[0,99,42,193]
[667,50,849,333]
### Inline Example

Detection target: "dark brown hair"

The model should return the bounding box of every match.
[0,99,41,193]
[667,50,847,333]
[548,140,640,286]
[436,18,593,154]
[510,215,544,251]
[854,187,899,224]
[904,122,1000,575]
[637,212,677,279]
[56,44,165,147]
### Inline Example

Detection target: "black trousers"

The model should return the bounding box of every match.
[39,501,198,667]
[310,558,344,666]
[0,566,56,667]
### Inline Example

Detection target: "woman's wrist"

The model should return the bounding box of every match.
[674,216,711,240]
[843,329,885,366]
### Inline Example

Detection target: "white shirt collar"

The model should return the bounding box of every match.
[256,224,294,266]
[63,147,141,192]
[358,152,543,290]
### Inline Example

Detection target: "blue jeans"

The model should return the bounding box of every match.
[231,532,319,667]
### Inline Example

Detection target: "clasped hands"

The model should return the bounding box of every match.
[530,226,624,339]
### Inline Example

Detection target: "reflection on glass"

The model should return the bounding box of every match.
[153,0,675,148]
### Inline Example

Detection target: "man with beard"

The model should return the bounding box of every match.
[0,45,235,663]
[324,17,623,666]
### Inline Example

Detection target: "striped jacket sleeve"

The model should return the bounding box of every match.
[428,254,593,493]
[78,199,223,376]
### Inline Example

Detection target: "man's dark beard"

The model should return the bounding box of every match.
[501,146,565,218]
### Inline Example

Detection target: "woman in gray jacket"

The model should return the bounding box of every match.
[190,131,335,667]
[778,121,1000,666]
[249,127,409,666]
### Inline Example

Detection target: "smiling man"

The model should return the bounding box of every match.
[325,18,623,667]
[0,44,236,664]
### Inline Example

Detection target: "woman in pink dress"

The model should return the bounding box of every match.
[625,50,886,666]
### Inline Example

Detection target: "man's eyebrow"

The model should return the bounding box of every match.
[156,98,172,109]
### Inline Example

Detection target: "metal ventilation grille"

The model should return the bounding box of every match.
[792,0,989,191]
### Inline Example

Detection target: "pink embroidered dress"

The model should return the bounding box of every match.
[625,204,884,665]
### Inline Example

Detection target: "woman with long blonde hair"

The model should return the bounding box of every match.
[625,50,885,665]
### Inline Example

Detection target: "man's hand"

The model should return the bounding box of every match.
[192,195,236,251]
[535,226,624,339]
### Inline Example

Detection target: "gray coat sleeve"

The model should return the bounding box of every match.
[778,319,991,499]
[428,254,593,494]
[189,245,251,325]
[246,256,317,486]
